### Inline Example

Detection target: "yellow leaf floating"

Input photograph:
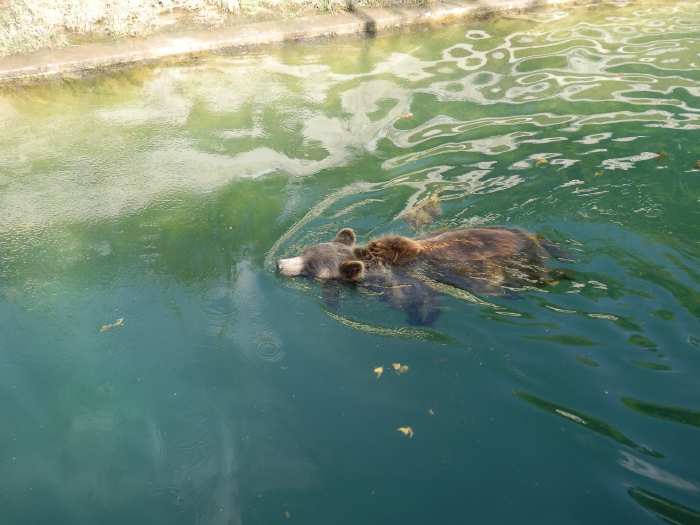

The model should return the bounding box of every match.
[392,362,409,374]
[373,366,384,379]
[535,158,548,167]
[100,318,125,333]
[594,171,604,177]
[397,426,414,438]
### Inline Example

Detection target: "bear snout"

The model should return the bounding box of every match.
[277,257,304,277]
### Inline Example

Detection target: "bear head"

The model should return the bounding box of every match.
[277,228,366,282]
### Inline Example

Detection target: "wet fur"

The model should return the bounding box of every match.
[280,227,570,325]
[355,228,560,289]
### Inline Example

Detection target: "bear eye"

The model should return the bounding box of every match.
[302,261,314,275]
[303,258,325,276]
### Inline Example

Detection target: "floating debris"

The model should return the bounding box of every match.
[428,408,435,416]
[655,151,668,161]
[695,160,700,170]
[400,112,414,120]
[284,511,291,520]
[555,408,587,425]
[535,158,549,167]
[402,193,442,230]
[403,208,431,229]
[594,171,604,177]
[100,318,124,333]
[373,366,384,379]
[392,362,409,375]
[397,426,414,438]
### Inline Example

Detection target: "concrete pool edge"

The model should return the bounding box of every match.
[0,0,583,84]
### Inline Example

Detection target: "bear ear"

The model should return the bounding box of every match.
[339,260,365,282]
[334,228,356,246]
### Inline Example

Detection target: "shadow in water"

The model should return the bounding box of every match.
[628,487,700,525]
[622,398,700,429]
[515,391,663,458]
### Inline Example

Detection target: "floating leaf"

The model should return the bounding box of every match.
[535,158,548,167]
[397,426,414,438]
[392,362,409,374]
[400,112,414,120]
[373,366,384,379]
[695,160,700,170]
[100,318,125,333]
[594,171,604,177]
[428,409,435,416]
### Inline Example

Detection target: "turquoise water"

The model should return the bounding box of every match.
[2,1,700,523]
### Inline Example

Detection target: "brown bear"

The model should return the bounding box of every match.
[277,227,569,325]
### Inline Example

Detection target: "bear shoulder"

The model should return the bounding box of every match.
[358,235,423,266]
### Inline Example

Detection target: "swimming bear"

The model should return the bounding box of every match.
[277,227,568,325]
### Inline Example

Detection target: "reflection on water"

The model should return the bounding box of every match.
[619,451,698,492]
[2,1,700,524]
[326,311,454,343]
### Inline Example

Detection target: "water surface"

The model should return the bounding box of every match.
[1,1,700,523]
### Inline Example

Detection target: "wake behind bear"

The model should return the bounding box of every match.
[277,227,570,325]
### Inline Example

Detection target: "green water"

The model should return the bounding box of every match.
[2,1,700,523]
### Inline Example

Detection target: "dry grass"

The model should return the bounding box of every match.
[0,0,429,56]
